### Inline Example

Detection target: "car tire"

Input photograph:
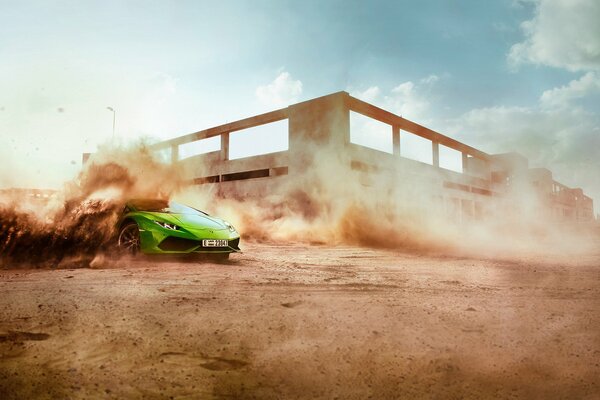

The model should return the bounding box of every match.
[117,222,140,255]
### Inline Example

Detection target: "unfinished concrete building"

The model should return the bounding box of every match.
[151,92,595,223]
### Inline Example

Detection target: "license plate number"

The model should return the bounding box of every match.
[202,239,228,247]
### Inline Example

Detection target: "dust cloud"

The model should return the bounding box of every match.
[0,142,185,268]
[176,136,598,260]
[1,133,598,268]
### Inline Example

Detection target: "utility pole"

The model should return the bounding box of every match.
[106,107,116,142]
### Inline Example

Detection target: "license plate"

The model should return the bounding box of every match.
[202,239,228,247]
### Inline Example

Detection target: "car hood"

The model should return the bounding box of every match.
[169,213,228,230]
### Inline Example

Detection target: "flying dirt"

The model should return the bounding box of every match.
[0,144,184,268]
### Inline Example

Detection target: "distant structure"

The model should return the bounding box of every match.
[151,92,594,222]
[0,188,57,200]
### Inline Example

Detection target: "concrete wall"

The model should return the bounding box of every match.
[149,92,594,222]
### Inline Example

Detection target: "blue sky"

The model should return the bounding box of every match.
[1,0,599,207]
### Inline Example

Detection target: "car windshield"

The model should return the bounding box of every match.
[129,199,207,215]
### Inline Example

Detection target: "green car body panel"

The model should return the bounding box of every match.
[119,199,241,255]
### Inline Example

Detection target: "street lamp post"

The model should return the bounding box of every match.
[106,106,116,142]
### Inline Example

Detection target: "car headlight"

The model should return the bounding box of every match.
[223,221,236,233]
[154,221,179,231]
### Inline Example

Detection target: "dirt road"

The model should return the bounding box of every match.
[1,243,599,399]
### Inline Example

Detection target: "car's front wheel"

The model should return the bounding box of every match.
[117,222,140,255]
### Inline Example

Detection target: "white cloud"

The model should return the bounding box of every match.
[389,82,431,120]
[349,76,441,158]
[508,0,600,72]
[255,71,303,108]
[539,71,600,109]
[478,1,600,207]
[351,76,438,123]
[356,86,381,103]
[420,74,439,85]
[450,95,600,210]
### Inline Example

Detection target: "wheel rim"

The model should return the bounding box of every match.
[118,225,140,254]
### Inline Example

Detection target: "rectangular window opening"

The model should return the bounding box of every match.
[350,160,378,173]
[400,131,433,164]
[471,187,492,196]
[444,181,470,192]
[439,144,463,173]
[179,136,221,160]
[350,111,393,153]
[194,175,220,185]
[229,120,288,160]
[270,166,288,176]
[222,168,270,182]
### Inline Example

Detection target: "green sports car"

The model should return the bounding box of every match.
[117,199,240,259]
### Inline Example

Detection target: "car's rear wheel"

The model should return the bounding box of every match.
[118,222,140,255]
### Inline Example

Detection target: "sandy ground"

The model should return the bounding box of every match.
[0,243,599,399]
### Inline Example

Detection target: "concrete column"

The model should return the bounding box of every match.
[462,152,469,174]
[432,142,439,167]
[392,126,400,156]
[288,92,350,175]
[171,144,179,164]
[484,160,491,180]
[221,132,230,161]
